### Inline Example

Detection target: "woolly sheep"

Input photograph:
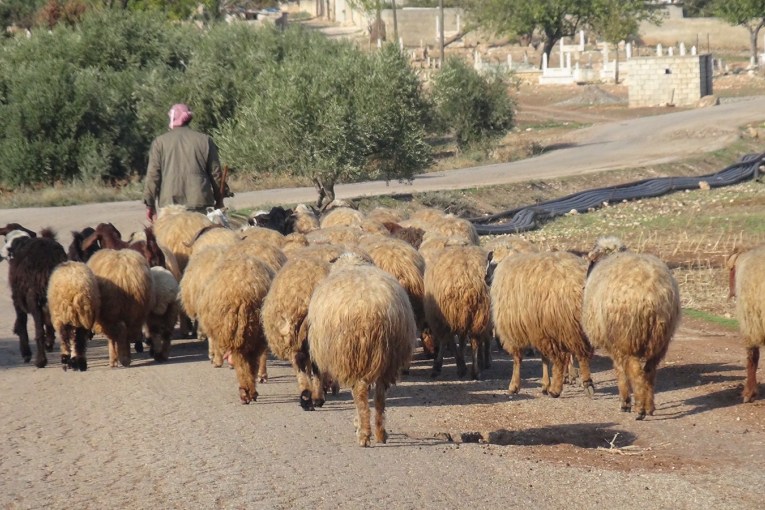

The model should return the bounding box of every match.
[241,226,286,248]
[306,225,364,246]
[146,266,181,362]
[319,207,364,229]
[409,207,446,225]
[365,207,405,225]
[360,236,425,356]
[418,234,470,268]
[153,208,213,273]
[727,244,765,403]
[424,244,492,379]
[304,253,416,446]
[179,245,228,365]
[47,261,100,371]
[281,233,310,256]
[490,251,593,397]
[87,249,153,368]
[1,226,67,367]
[288,204,320,234]
[261,255,333,410]
[427,214,480,245]
[195,252,274,404]
[582,238,681,419]
[189,226,241,255]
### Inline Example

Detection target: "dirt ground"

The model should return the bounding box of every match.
[2,76,765,509]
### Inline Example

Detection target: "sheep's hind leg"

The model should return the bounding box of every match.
[615,361,631,412]
[352,381,371,447]
[508,349,523,394]
[642,358,659,417]
[231,349,258,404]
[14,309,31,363]
[626,356,647,420]
[44,319,56,352]
[547,356,565,398]
[374,381,388,444]
[72,327,88,371]
[540,355,551,395]
[60,325,73,370]
[577,354,595,397]
[469,336,481,380]
[257,349,268,383]
[454,335,468,378]
[31,307,48,368]
[743,347,760,403]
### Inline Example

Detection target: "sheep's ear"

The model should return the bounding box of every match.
[81,232,101,252]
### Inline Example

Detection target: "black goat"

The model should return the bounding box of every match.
[1,225,67,367]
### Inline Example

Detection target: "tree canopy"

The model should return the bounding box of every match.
[467,0,662,67]
[713,0,765,64]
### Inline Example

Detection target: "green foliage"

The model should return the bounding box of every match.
[215,30,432,187]
[0,0,47,30]
[430,56,515,151]
[713,0,765,61]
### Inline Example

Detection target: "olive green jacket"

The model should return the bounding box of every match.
[143,126,223,211]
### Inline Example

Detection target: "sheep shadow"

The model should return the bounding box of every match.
[652,385,744,420]
[592,362,741,398]
[479,422,636,449]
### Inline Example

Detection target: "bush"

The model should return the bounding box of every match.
[214,31,432,191]
[430,56,516,151]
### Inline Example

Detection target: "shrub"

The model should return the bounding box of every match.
[430,56,516,150]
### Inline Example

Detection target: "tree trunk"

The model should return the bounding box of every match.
[312,178,336,210]
[749,22,764,67]
[614,47,620,84]
[541,38,558,70]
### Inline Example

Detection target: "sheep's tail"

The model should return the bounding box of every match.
[40,227,58,240]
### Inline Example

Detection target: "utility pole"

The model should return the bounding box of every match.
[392,0,399,44]
[439,0,444,64]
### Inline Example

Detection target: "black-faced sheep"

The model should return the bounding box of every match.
[726,244,765,402]
[261,255,332,410]
[424,244,492,379]
[303,253,416,446]
[582,237,681,419]
[47,261,100,371]
[1,226,67,367]
[87,249,153,368]
[490,251,593,397]
[195,252,274,404]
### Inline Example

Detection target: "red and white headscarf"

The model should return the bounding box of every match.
[168,103,193,128]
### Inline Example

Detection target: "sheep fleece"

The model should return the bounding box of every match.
[582,252,681,361]
[47,261,100,332]
[307,265,416,387]
[733,244,765,349]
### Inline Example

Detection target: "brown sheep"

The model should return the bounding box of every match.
[47,261,100,371]
[582,238,681,419]
[727,244,765,402]
[424,244,492,379]
[195,252,274,404]
[490,251,593,397]
[87,249,153,368]
[261,255,332,410]
[304,253,416,446]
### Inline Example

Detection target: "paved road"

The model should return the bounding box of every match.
[4,95,764,239]
[2,97,765,509]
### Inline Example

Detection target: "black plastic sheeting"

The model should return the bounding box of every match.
[469,152,765,235]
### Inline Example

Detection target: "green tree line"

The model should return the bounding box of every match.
[0,9,515,193]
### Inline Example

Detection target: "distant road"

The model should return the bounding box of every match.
[2,95,765,240]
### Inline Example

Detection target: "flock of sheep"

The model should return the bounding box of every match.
[1,200,763,446]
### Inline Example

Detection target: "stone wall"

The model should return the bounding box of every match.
[627,54,713,107]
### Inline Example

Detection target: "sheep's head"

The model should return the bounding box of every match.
[68,227,97,262]
[206,206,231,228]
[586,236,628,277]
[81,223,124,252]
[0,229,33,261]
